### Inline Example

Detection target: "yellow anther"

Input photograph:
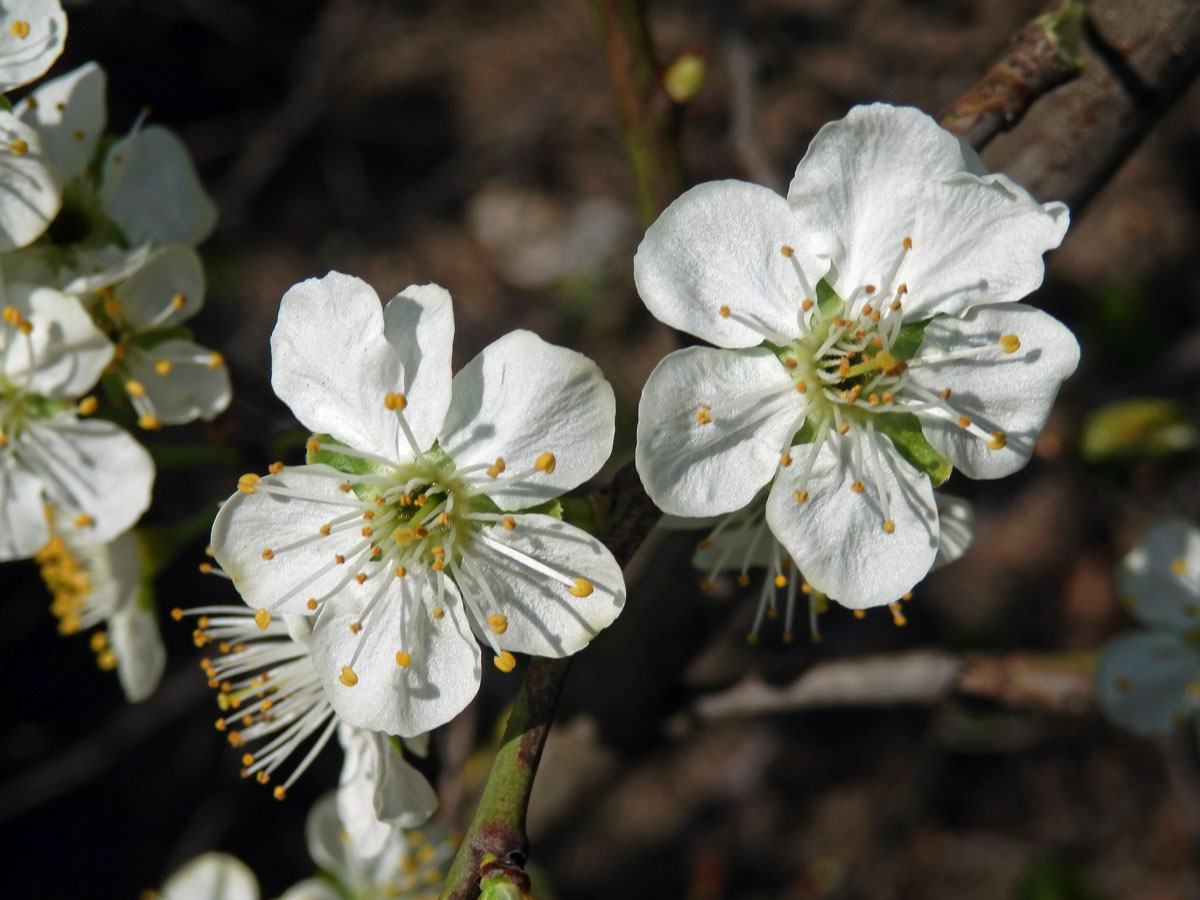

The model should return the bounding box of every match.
[719,305,731,318]
[431,560,444,571]
[349,620,363,633]
[306,598,318,610]
[488,614,508,634]
[502,515,516,530]
[261,548,274,560]
[2,306,18,325]
[96,649,116,670]
[319,523,332,536]
[432,607,445,620]
[998,334,1021,354]
[698,579,712,591]
[782,631,796,643]
[864,284,876,295]
[850,480,865,493]
[801,298,814,311]
[334,554,345,565]
[902,236,913,250]
[783,358,798,370]
[340,483,353,493]
[873,351,895,371]
[394,566,407,577]
[868,394,880,405]
[493,651,517,673]
[90,631,108,652]
[339,666,359,687]
[125,379,146,397]
[780,453,793,467]
[171,293,186,309]
[987,431,1007,450]
[780,245,794,257]
[745,633,759,645]
[237,473,261,494]
[695,407,713,425]
[207,351,224,368]
[795,380,807,393]
[413,526,428,538]
[486,457,506,478]
[73,512,94,527]
[853,609,867,620]
[569,578,594,597]
[361,526,374,537]
[881,392,894,404]
[268,461,284,474]
[242,753,255,767]
[10,20,30,38]
[103,298,122,317]
[171,608,183,621]
[837,423,850,435]
[1171,558,1188,576]
[306,437,321,454]
[774,574,788,588]
[957,416,971,429]
[535,452,557,473]
[273,786,286,800]
[393,527,416,546]
[794,490,808,503]
[9,139,27,157]
[384,391,408,411]
[883,519,896,534]
[137,413,162,431]
[437,512,450,526]
[396,651,412,667]
[736,574,751,587]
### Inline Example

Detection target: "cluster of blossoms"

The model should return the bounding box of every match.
[635,103,1079,612]
[0,0,223,698]
[1098,519,1200,735]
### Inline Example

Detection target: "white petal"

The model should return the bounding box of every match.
[0,111,60,251]
[464,514,625,657]
[126,340,231,424]
[305,792,351,878]
[1117,519,1200,631]
[23,415,154,544]
[440,330,615,508]
[161,853,259,900]
[1097,632,1200,736]
[12,284,111,397]
[15,61,103,182]
[931,491,974,571]
[100,125,217,246]
[382,282,454,454]
[0,455,49,560]
[270,273,410,461]
[787,103,979,298]
[110,601,166,703]
[52,244,155,294]
[634,179,820,347]
[114,243,206,329]
[635,346,801,517]
[0,0,66,93]
[311,576,481,737]
[906,303,1079,479]
[766,434,938,608]
[210,464,371,616]
[337,724,436,856]
[901,174,1069,319]
[276,880,342,900]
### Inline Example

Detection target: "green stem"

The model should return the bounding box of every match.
[588,0,686,225]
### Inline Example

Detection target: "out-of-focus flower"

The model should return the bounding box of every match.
[155,852,259,900]
[212,273,625,737]
[635,102,1077,609]
[1098,519,1200,735]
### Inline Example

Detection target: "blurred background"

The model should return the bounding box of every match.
[3,0,1200,897]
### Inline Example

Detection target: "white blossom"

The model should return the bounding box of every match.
[211,273,625,737]
[635,103,1078,609]
[0,0,66,94]
[158,852,259,900]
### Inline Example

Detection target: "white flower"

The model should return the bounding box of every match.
[338,723,438,855]
[0,1,66,94]
[691,489,974,641]
[211,273,625,737]
[159,852,259,900]
[13,62,216,261]
[635,103,1078,609]
[1098,519,1200,735]
[36,522,165,701]
[278,792,457,900]
[0,285,154,560]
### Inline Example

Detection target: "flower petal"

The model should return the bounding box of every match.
[440,330,615,509]
[161,853,259,900]
[463,514,625,657]
[15,60,103,182]
[901,174,1069,319]
[1117,519,1200,631]
[13,284,112,398]
[270,273,411,461]
[210,464,372,616]
[382,282,454,454]
[636,346,801,517]
[906,303,1079,479]
[277,880,341,900]
[787,103,980,298]
[1097,631,1200,736]
[337,724,436,857]
[100,125,217,246]
[110,601,166,703]
[311,575,481,737]
[931,491,974,571]
[0,111,60,251]
[0,454,49,560]
[0,0,66,94]
[127,340,231,424]
[766,434,938,608]
[113,243,206,329]
[634,179,821,347]
[23,415,154,545]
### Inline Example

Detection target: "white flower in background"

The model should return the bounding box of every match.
[36,521,165,701]
[635,103,1078,609]
[183,604,436,823]
[0,285,153,560]
[278,793,457,900]
[0,1,66,93]
[211,273,625,737]
[1098,519,1200,735]
[157,852,259,900]
[690,490,974,641]
[0,110,59,252]
[12,61,215,267]
[80,244,229,430]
